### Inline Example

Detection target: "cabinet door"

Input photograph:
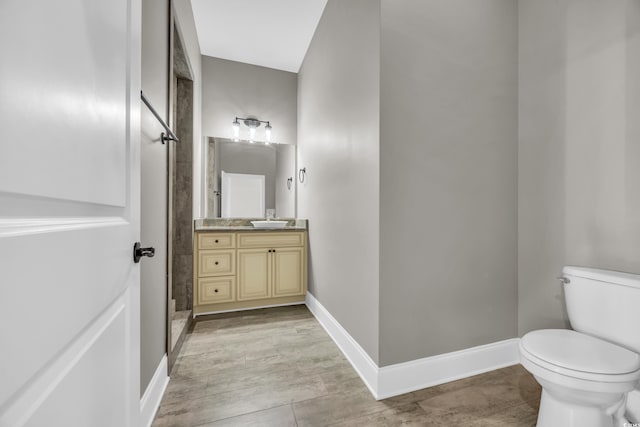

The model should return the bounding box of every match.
[272,247,305,297]
[237,249,271,301]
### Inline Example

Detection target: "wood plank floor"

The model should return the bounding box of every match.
[152,305,541,426]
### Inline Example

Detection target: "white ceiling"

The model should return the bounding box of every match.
[191,0,328,73]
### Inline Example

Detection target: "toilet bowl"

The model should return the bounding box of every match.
[520,266,640,427]
[520,329,640,427]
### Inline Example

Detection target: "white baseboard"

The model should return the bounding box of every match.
[305,293,520,400]
[376,338,520,399]
[140,354,169,427]
[305,293,379,397]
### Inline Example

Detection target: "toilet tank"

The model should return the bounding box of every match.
[563,266,640,354]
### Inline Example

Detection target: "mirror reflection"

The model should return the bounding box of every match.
[206,137,296,218]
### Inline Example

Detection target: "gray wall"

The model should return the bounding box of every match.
[297,0,381,363]
[140,0,202,394]
[140,0,169,395]
[379,0,518,365]
[518,0,640,335]
[275,144,296,217]
[202,56,297,145]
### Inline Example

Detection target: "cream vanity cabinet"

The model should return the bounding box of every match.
[194,230,307,314]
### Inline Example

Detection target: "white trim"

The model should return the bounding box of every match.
[305,293,379,397]
[304,292,520,400]
[377,338,520,399]
[194,301,305,317]
[0,217,127,238]
[140,355,169,427]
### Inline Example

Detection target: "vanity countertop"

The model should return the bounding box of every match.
[194,218,307,231]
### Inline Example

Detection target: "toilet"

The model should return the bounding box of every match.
[519,266,640,427]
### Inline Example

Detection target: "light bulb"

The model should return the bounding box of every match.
[249,126,256,140]
[232,119,240,138]
[265,123,272,142]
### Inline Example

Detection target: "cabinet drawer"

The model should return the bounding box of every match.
[237,232,305,248]
[199,250,235,276]
[198,277,235,304]
[198,233,236,250]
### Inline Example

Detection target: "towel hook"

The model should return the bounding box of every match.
[287,177,293,190]
[298,167,306,183]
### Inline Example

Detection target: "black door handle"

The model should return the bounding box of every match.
[133,242,155,263]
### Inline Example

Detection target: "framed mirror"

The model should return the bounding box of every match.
[205,137,296,218]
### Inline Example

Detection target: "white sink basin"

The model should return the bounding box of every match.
[251,220,288,229]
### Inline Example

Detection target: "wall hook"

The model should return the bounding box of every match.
[298,167,306,183]
[287,177,293,190]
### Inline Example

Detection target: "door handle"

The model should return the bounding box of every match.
[133,242,155,263]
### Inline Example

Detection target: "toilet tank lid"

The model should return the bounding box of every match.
[563,266,640,289]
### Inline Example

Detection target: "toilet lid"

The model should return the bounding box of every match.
[521,329,640,375]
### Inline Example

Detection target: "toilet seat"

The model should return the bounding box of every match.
[520,329,640,383]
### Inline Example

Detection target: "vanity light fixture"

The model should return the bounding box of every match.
[265,123,272,141]
[232,118,240,139]
[232,116,273,143]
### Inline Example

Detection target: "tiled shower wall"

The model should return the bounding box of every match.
[172,78,194,311]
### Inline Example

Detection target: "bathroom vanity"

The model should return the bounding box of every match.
[193,219,308,315]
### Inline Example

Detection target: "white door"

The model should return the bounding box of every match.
[221,171,266,218]
[0,1,141,426]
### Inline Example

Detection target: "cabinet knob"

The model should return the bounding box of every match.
[214,261,219,265]
[215,239,219,243]
[214,289,219,293]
